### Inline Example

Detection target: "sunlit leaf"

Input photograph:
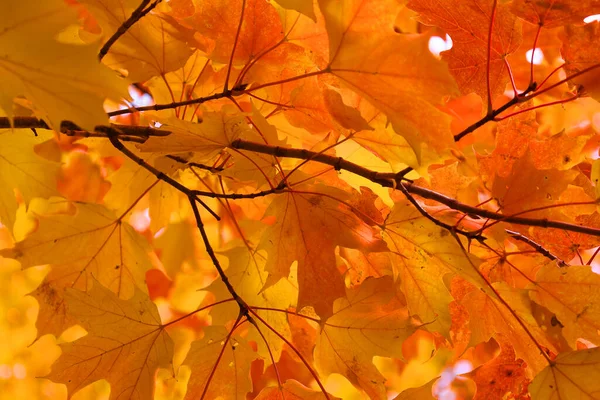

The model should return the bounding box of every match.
[0,0,128,130]
[47,279,174,399]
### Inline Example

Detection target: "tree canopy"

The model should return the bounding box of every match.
[2,0,600,399]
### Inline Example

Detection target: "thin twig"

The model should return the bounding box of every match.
[505,229,568,267]
[107,90,235,117]
[99,0,161,60]
[166,154,225,172]
[397,181,483,241]
[189,196,248,314]
[107,132,219,220]
[454,82,537,141]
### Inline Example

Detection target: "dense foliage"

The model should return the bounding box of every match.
[2,0,600,399]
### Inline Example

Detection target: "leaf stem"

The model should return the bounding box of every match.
[247,307,330,399]
[224,0,246,92]
[529,25,542,85]
[486,0,498,113]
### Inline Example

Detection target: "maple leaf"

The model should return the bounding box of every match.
[315,276,422,399]
[0,0,128,130]
[0,198,155,335]
[258,182,387,317]
[464,336,528,399]
[321,0,459,161]
[139,109,251,159]
[478,106,538,179]
[383,198,492,337]
[81,0,195,82]
[561,22,600,102]
[529,263,600,346]
[47,279,174,399]
[529,347,600,399]
[182,325,256,400]
[512,0,600,28]
[460,282,558,376]
[491,151,578,217]
[206,245,297,360]
[187,0,284,67]
[255,380,340,399]
[408,0,522,103]
[0,130,60,229]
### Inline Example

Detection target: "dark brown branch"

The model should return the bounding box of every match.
[506,229,568,267]
[453,82,537,141]
[189,196,249,315]
[0,117,171,138]
[107,132,219,220]
[98,0,161,60]
[192,185,284,199]
[105,129,251,321]
[231,139,600,237]
[397,181,483,241]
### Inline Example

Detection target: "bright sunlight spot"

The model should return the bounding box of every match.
[128,85,154,107]
[525,48,544,65]
[434,359,473,400]
[130,208,151,232]
[12,363,27,379]
[584,14,600,23]
[428,34,453,58]
[0,364,11,379]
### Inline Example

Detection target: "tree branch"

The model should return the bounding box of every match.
[505,229,568,267]
[106,89,237,117]
[0,117,171,138]
[231,138,600,237]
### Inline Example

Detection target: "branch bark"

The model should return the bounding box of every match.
[231,138,600,237]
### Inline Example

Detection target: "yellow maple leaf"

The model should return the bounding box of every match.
[182,325,256,400]
[207,246,297,360]
[315,277,422,400]
[47,279,174,399]
[258,182,388,317]
[139,110,251,161]
[255,380,340,399]
[383,198,490,337]
[461,282,556,376]
[1,198,155,335]
[0,130,60,229]
[0,0,128,130]
[81,0,195,81]
[529,264,600,346]
[529,347,600,399]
